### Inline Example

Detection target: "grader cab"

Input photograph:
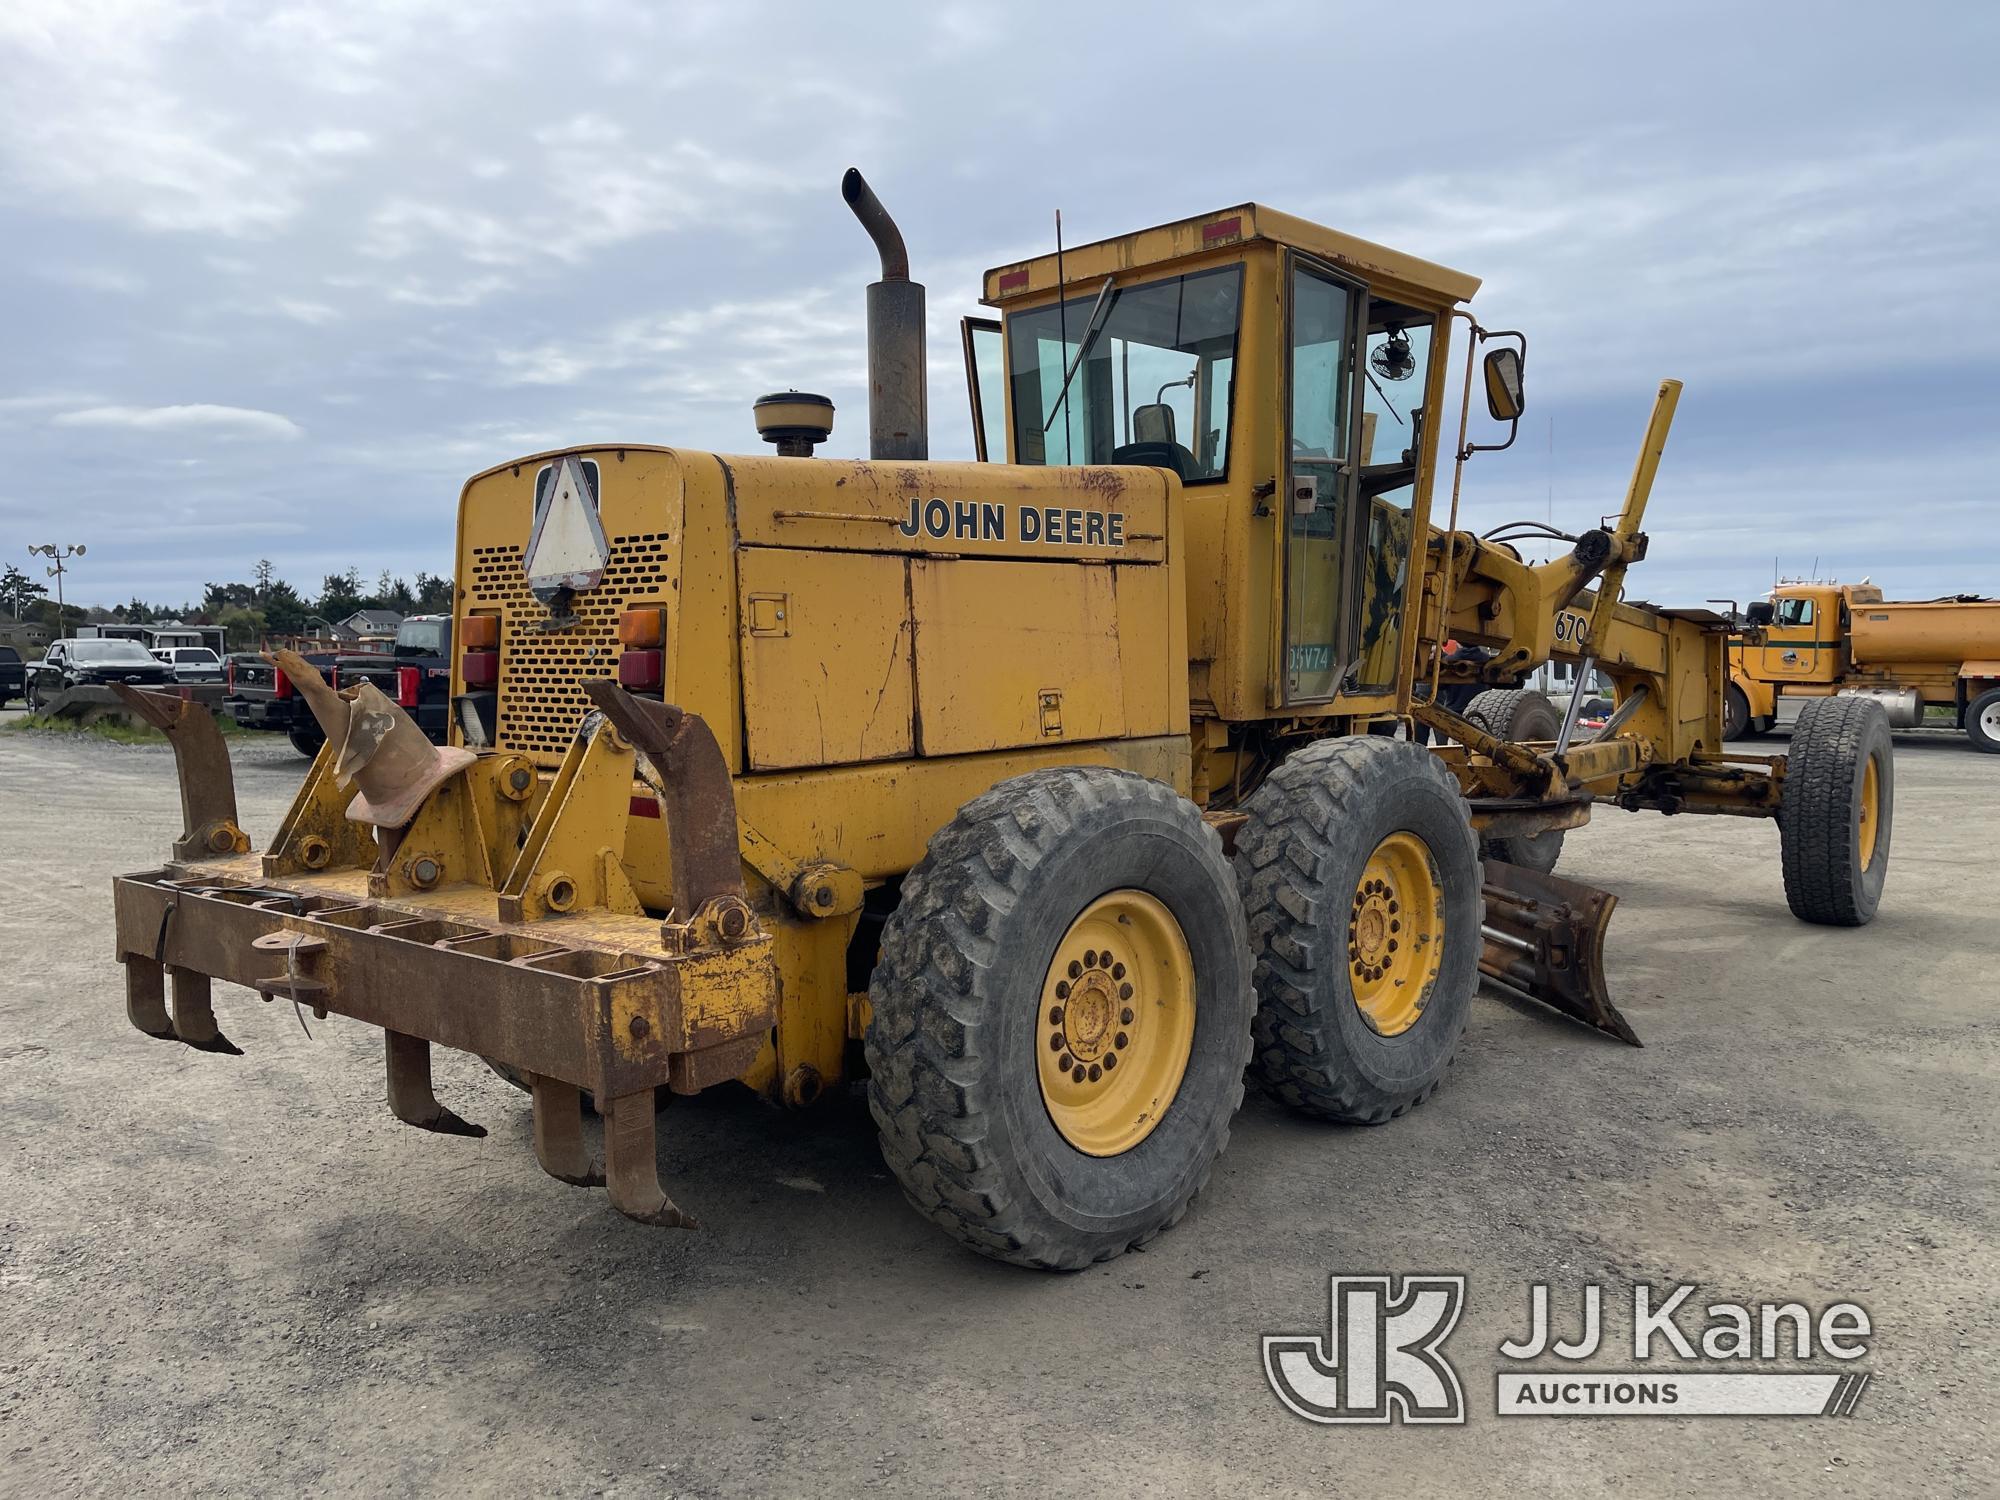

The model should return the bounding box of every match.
[108,172,1892,1269]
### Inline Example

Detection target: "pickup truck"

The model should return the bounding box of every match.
[331,615,453,744]
[225,651,341,755]
[226,618,454,756]
[0,646,25,707]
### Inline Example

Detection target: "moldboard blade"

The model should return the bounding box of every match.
[1478,859,1638,1046]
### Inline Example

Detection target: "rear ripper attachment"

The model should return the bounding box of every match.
[108,661,778,1229]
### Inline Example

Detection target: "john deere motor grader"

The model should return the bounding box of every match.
[107,171,1891,1269]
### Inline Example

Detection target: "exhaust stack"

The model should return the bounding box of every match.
[842,168,927,461]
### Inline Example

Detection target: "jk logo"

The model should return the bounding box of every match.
[1264,1275,1467,1424]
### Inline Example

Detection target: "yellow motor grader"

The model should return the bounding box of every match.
[107,171,1891,1269]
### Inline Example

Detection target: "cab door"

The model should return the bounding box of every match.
[1756,593,1835,683]
[1277,254,1366,705]
[961,316,1005,462]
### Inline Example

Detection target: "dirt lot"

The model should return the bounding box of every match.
[2,709,1994,1497]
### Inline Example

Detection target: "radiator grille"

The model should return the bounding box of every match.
[466,534,671,758]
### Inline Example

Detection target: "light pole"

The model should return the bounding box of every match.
[27,543,85,632]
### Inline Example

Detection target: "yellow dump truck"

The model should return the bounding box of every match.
[1726,581,2000,752]
[106,172,1892,1269]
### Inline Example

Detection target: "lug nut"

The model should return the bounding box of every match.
[1087,1065,1101,1082]
[1118,983,1133,1000]
[1068,960,1082,979]
[1050,1034,1064,1051]
[1048,1006,1064,1025]
[1114,1032,1128,1049]
[1111,963,1126,980]
[1119,1007,1134,1025]
[1056,980,1070,1000]
[1103,1052,1117,1070]
[1071,1065,1086,1083]
[1084,949,1098,968]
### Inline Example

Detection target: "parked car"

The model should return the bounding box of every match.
[332,615,454,743]
[0,646,25,707]
[225,650,339,756]
[150,645,226,684]
[28,637,174,709]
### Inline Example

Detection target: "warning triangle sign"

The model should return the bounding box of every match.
[524,455,609,599]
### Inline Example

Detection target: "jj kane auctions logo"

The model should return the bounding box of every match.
[1265,1276,1873,1423]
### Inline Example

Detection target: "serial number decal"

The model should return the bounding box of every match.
[1554,609,1589,647]
[899,495,1126,548]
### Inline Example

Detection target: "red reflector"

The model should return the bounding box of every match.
[274,671,294,699]
[997,268,1029,292]
[226,660,235,693]
[460,650,498,689]
[618,649,663,689]
[629,795,660,819]
[396,666,421,707]
[1201,215,1243,244]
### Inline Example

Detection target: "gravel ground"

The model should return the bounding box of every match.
[2,708,1994,1497]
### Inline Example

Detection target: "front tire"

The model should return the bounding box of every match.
[1463,687,1565,873]
[1967,687,2000,754]
[865,767,1252,1270]
[1723,683,1752,742]
[1781,696,1892,925]
[287,725,325,757]
[1237,737,1482,1124]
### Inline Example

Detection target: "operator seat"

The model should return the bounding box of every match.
[1113,402,1199,481]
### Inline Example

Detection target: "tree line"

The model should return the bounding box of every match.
[1,559,453,649]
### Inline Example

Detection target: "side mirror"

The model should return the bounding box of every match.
[1483,348,1524,423]
[1744,601,1775,627]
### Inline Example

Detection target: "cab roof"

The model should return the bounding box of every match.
[982,203,1481,307]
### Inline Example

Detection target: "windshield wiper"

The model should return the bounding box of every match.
[1042,276,1117,434]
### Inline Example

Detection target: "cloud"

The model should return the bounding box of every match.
[40,264,147,295]
[273,298,341,325]
[50,404,306,439]
[0,0,1992,608]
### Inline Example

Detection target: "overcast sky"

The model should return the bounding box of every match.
[3,1,1995,611]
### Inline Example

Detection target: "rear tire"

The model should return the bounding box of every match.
[287,725,324,757]
[1723,683,1751,742]
[865,767,1251,1270]
[1463,687,1565,873]
[1781,696,1892,925]
[1967,687,2000,754]
[1237,737,1482,1124]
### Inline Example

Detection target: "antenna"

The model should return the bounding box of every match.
[1054,210,1070,459]
[1545,414,1553,530]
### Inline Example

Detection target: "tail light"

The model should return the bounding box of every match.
[225,659,235,693]
[274,669,294,700]
[618,650,663,690]
[396,665,421,708]
[460,613,500,690]
[617,607,666,692]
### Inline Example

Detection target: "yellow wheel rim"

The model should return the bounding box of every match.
[1347,831,1446,1037]
[1037,890,1196,1157]
[1858,755,1880,871]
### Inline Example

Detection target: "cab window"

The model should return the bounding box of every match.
[1773,598,1815,628]
[1006,265,1243,482]
[1352,309,1434,693]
